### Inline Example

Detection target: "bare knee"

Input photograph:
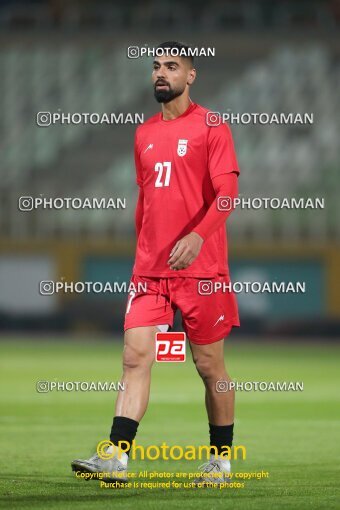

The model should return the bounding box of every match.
[122,343,154,371]
[193,354,222,383]
[122,326,157,372]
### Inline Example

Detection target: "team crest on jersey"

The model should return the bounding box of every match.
[177,139,188,157]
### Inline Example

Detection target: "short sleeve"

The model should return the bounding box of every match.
[134,130,143,187]
[207,122,239,180]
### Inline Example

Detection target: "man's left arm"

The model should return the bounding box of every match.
[168,123,239,271]
[167,172,238,270]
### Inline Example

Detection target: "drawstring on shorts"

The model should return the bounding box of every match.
[156,278,173,311]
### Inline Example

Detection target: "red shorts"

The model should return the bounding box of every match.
[124,275,240,345]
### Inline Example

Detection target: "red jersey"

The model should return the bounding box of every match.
[132,102,239,278]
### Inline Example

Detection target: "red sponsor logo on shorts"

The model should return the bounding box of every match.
[155,332,186,362]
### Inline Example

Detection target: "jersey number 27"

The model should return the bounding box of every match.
[155,161,171,187]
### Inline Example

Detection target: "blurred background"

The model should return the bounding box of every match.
[0,0,339,339]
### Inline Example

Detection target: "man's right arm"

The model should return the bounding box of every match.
[134,130,144,238]
[135,187,144,238]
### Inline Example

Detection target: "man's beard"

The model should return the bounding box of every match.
[154,82,184,103]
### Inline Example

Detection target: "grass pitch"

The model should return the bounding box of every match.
[0,337,339,509]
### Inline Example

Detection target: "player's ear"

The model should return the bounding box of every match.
[187,67,196,86]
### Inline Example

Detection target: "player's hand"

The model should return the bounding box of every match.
[168,232,203,270]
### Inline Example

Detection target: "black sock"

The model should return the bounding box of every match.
[109,416,139,456]
[209,422,234,456]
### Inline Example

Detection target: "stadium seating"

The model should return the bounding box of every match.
[0,42,338,240]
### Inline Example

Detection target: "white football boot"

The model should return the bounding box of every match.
[71,444,128,483]
[193,455,231,487]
